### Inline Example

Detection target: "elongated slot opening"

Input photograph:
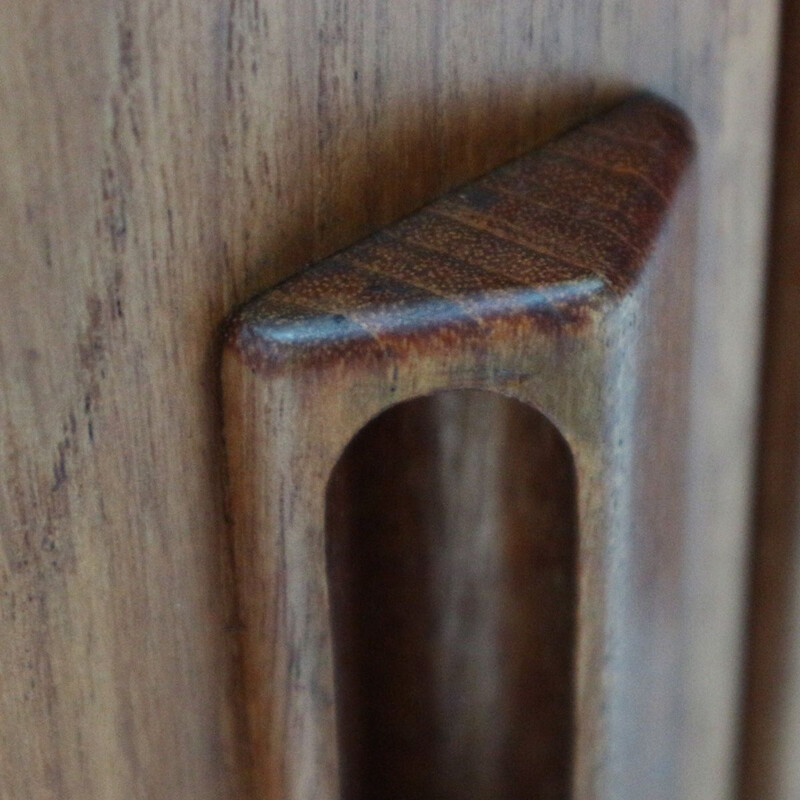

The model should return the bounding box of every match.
[326,390,578,800]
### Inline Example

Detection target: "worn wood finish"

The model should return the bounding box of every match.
[222,97,696,799]
[0,3,778,798]
[740,0,800,796]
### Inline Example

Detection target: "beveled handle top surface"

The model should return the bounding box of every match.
[225,94,692,374]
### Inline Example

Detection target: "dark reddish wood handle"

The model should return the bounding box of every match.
[222,94,695,800]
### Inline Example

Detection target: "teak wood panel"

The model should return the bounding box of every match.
[0,2,779,798]
[222,97,696,799]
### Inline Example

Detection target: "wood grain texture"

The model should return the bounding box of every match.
[740,0,800,795]
[0,2,778,798]
[222,97,696,799]
[226,96,691,371]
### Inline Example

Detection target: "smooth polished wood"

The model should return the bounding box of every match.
[223,97,696,799]
[740,0,800,796]
[0,3,778,798]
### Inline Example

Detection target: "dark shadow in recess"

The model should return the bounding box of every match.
[326,389,578,800]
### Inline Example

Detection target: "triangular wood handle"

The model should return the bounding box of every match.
[222,94,695,799]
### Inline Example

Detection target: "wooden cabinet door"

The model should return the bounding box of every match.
[0,2,780,798]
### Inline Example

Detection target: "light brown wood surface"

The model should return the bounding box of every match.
[740,0,800,796]
[0,2,778,799]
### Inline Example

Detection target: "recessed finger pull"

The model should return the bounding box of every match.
[222,94,695,800]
